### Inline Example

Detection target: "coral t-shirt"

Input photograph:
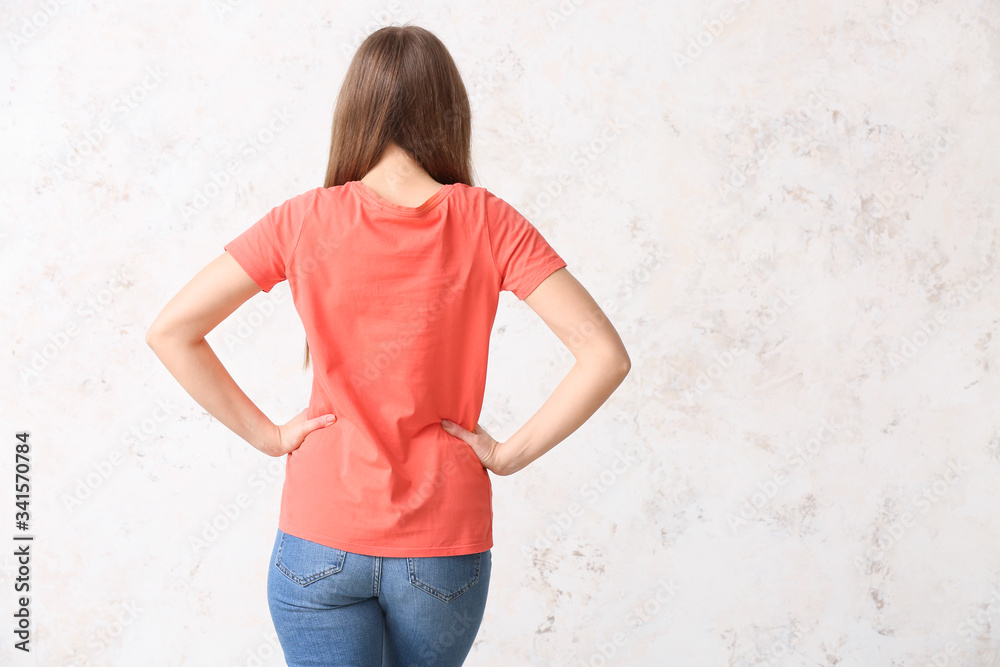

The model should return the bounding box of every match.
[223,180,567,556]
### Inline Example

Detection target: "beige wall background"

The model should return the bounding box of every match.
[3,0,999,665]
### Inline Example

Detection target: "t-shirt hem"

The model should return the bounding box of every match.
[513,257,567,300]
[224,243,274,292]
[279,519,494,557]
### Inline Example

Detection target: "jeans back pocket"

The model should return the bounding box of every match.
[275,532,347,586]
[407,552,483,602]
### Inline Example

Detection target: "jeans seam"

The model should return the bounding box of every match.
[406,554,481,603]
[275,533,347,586]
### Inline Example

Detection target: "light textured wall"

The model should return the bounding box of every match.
[3,0,999,665]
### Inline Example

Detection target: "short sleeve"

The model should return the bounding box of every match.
[484,191,567,300]
[223,189,315,292]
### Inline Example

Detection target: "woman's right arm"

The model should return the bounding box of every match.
[479,267,631,476]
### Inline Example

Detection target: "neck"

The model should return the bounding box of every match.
[361,144,443,201]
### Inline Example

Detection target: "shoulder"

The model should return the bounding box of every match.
[453,183,494,201]
[474,186,534,224]
[309,184,347,202]
[451,184,515,216]
[290,184,354,212]
[267,185,328,211]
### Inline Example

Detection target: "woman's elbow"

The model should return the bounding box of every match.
[145,325,164,349]
[617,351,631,378]
[145,318,177,349]
[580,344,631,379]
[611,350,631,382]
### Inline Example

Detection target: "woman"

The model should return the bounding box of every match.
[146,24,630,667]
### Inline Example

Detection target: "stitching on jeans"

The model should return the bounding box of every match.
[275,534,346,586]
[406,554,481,603]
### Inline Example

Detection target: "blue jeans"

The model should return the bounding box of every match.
[266,528,492,666]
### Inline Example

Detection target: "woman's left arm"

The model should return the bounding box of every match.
[145,252,335,457]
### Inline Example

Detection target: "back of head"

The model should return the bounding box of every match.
[324,24,474,189]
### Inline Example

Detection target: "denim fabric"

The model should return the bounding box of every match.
[266,528,491,666]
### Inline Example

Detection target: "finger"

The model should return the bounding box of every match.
[442,420,481,450]
[441,419,466,437]
[290,415,336,442]
[459,437,488,462]
[308,414,337,431]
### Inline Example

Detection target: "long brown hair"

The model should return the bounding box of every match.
[303,24,474,369]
